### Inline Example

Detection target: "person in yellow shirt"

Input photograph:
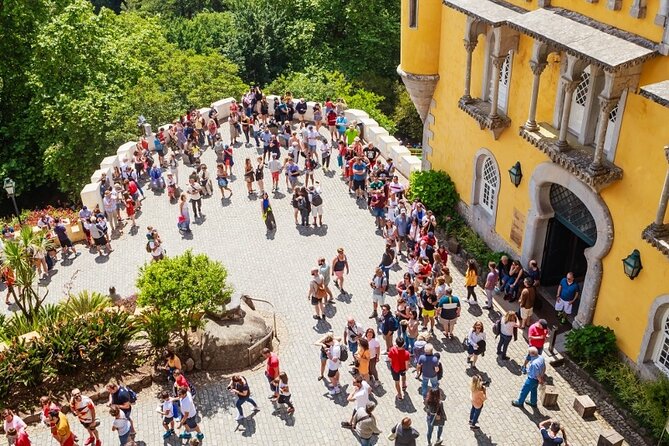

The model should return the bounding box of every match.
[49,410,76,446]
[465,259,479,305]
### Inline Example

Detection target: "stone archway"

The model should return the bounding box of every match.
[521,163,614,327]
[637,294,669,379]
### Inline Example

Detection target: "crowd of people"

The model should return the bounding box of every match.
[1,90,578,446]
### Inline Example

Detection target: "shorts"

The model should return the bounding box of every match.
[391,369,407,381]
[422,309,436,319]
[94,236,107,246]
[58,238,73,248]
[372,207,385,218]
[334,270,344,279]
[81,420,98,430]
[555,299,573,315]
[520,307,533,321]
[185,416,198,429]
[312,204,323,216]
[308,144,316,151]
[372,293,385,306]
[440,317,457,331]
[327,368,338,378]
[162,416,174,426]
[263,145,271,154]
[311,296,322,305]
[271,172,280,181]
[353,179,366,191]
[320,349,328,361]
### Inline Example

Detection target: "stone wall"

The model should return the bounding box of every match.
[80,97,422,209]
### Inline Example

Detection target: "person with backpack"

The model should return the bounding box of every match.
[379,304,398,353]
[352,402,381,446]
[308,268,327,320]
[369,268,388,320]
[106,379,136,436]
[466,321,487,370]
[297,188,311,227]
[308,183,324,227]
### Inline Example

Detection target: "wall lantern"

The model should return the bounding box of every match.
[622,249,643,280]
[508,161,523,187]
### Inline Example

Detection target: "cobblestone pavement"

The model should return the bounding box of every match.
[18,127,631,446]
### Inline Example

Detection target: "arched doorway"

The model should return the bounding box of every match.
[541,184,596,285]
[521,163,614,327]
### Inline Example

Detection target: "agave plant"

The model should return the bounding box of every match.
[62,291,112,319]
[1,304,62,340]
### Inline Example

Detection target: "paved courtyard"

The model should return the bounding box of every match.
[17,127,632,445]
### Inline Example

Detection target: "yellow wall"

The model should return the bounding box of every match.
[399,0,442,75]
[501,0,664,42]
[426,5,669,362]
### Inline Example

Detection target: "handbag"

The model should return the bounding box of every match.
[387,423,399,441]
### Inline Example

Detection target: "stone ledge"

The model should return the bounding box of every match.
[641,223,669,258]
[518,124,623,190]
[457,97,511,140]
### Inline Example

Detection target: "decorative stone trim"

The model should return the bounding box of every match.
[458,97,511,140]
[397,66,440,123]
[518,125,623,189]
[607,0,622,10]
[538,0,551,5]
[421,99,437,171]
[629,0,647,18]
[642,223,669,257]
[639,80,669,108]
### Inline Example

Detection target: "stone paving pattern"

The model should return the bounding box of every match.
[17,125,630,445]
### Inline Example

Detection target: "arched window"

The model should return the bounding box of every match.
[480,156,499,214]
[654,308,669,375]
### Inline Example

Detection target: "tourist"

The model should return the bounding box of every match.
[497,311,520,360]
[519,277,536,329]
[70,388,100,446]
[5,427,30,446]
[320,138,331,172]
[352,402,381,446]
[216,163,232,199]
[332,248,350,294]
[355,338,371,383]
[164,348,182,386]
[343,317,364,359]
[149,164,164,191]
[526,319,549,358]
[317,257,333,301]
[469,374,487,429]
[308,183,324,227]
[406,310,419,354]
[109,406,131,446]
[466,321,486,370]
[228,375,260,423]
[365,328,381,387]
[271,372,295,414]
[324,335,342,395]
[103,190,119,234]
[290,188,300,225]
[327,107,338,141]
[171,369,192,396]
[344,375,371,428]
[254,157,265,195]
[186,178,203,220]
[312,102,323,131]
[395,208,410,256]
[379,244,395,284]
[308,267,326,320]
[178,194,191,233]
[223,144,234,176]
[335,112,347,141]
[512,347,546,408]
[147,227,164,261]
[503,260,525,301]
[2,264,16,306]
[369,268,388,320]
[465,261,479,304]
[285,158,300,192]
[296,188,311,226]
[379,304,398,353]
[124,193,137,228]
[395,296,411,343]
[351,157,368,202]
[483,261,498,309]
[425,388,445,444]
[49,409,76,446]
[437,286,460,340]
[527,259,542,287]
[261,192,276,231]
[157,390,175,439]
[387,338,410,400]
[52,218,78,259]
[419,284,438,334]
[89,216,112,256]
[496,255,511,291]
[538,419,568,445]
[3,409,27,440]
[198,164,212,197]
[106,380,134,434]
[268,154,282,192]
[390,417,419,445]
[175,386,203,440]
[262,347,280,399]
[556,272,580,324]
[417,344,440,397]
[78,207,93,246]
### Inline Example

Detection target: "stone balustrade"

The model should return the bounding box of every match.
[80,96,422,209]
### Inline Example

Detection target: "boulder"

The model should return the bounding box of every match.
[184,357,195,372]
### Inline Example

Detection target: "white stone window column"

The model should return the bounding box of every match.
[556,78,580,150]
[653,147,669,227]
[462,40,478,104]
[630,0,647,18]
[588,96,619,172]
[488,56,506,120]
[524,60,547,131]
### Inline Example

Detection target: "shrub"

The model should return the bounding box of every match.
[61,291,112,319]
[453,225,506,270]
[565,325,617,371]
[406,170,460,224]
[136,250,233,347]
[138,309,174,350]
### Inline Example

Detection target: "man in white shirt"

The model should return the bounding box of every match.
[326,338,342,395]
[186,178,203,220]
[343,376,371,427]
[176,387,204,441]
[306,125,319,154]
[268,154,282,192]
[70,388,100,446]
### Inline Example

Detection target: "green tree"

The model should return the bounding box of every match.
[393,83,423,144]
[136,250,233,347]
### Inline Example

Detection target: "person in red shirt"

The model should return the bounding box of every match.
[327,109,338,141]
[262,348,280,398]
[6,427,31,446]
[387,338,410,400]
[522,319,549,373]
[172,369,191,395]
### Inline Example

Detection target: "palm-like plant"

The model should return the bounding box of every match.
[3,226,54,322]
[62,291,112,319]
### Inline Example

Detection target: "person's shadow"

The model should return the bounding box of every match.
[236,416,257,437]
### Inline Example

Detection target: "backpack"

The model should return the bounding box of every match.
[492,319,501,337]
[122,386,137,404]
[311,191,323,207]
[145,241,152,253]
[388,315,399,332]
[339,345,349,362]
[297,198,307,211]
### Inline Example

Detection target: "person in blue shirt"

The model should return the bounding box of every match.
[416,343,441,397]
[394,208,411,256]
[335,113,348,141]
[538,419,567,445]
[351,157,368,201]
[512,346,545,408]
[555,272,580,324]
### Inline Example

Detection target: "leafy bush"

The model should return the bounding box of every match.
[595,361,669,443]
[136,250,233,346]
[393,83,423,145]
[61,290,111,319]
[138,309,174,350]
[406,170,460,224]
[565,325,617,371]
[453,226,506,273]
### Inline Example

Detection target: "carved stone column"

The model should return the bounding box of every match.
[654,147,669,227]
[556,78,580,150]
[461,40,478,104]
[524,60,547,131]
[488,56,506,120]
[588,97,619,173]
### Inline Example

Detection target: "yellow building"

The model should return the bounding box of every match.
[399,0,669,378]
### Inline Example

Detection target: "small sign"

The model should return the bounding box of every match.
[510,208,525,248]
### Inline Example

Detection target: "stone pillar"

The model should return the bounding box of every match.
[524,60,547,131]
[461,40,478,104]
[397,66,440,123]
[654,147,669,226]
[488,56,506,120]
[589,97,618,173]
[556,78,580,150]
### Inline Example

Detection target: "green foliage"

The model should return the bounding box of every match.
[266,68,396,133]
[594,361,669,443]
[454,226,507,272]
[406,170,460,221]
[0,305,62,342]
[565,325,617,372]
[138,309,174,349]
[136,250,233,345]
[393,84,423,145]
[61,290,112,319]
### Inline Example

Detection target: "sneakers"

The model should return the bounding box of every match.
[369,311,377,319]
[179,432,192,439]
[162,430,174,439]
[235,414,245,421]
[85,437,94,445]
[196,432,205,439]
[511,400,523,407]
[329,386,341,395]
